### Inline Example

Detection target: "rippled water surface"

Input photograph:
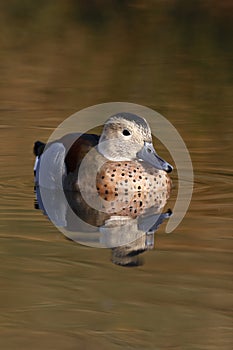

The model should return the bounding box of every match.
[0,2,232,349]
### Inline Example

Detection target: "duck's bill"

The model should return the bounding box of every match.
[136,142,173,173]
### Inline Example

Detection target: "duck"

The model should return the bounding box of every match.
[34,112,173,202]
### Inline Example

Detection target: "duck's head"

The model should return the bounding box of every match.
[98,112,173,173]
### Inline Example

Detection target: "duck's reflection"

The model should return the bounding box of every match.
[34,185,172,267]
[111,233,154,267]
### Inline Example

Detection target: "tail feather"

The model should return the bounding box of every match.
[33,141,45,178]
[33,141,45,157]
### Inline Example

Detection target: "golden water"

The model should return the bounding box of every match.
[0,2,232,349]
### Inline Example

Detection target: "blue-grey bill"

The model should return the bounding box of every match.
[136,142,173,173]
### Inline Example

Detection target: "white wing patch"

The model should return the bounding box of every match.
[38,142,66,189]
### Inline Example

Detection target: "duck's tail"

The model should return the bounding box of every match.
[33,141,45,177]
[33,141,45,157]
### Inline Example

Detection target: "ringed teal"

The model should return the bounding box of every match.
[34,113,173,201]
[34,112,173,219]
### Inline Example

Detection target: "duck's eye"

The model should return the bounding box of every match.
[122,129,131,136]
